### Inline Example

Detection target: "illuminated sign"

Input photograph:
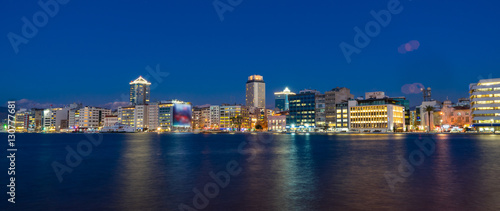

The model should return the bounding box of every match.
[173,104,192,127]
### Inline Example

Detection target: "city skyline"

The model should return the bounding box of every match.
[3,1,500,108]
[4,77,484,110]
[4,2,500,210]
[4,72,484,109]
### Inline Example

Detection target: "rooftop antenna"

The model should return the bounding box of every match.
[421,87,432,102]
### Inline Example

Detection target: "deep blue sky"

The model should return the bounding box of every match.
[2,0,499,108]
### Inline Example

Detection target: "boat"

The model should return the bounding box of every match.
[100,123,136,133]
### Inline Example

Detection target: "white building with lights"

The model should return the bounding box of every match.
[470,78,500,132]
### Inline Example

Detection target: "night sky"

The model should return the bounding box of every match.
[2,0,499,109]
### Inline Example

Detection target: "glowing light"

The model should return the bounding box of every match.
[129,76,152,85]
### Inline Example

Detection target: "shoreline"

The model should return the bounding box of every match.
[4,131,498,135]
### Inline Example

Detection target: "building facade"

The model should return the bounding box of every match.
[192,107,202,130]
[78,106,111,130]
[349,103,405,132]
[118,106,136,128]
[315,94,326,129]
[68,109,80,129]
[268,115,286,131]
[335,101,349,131]
[274,87,295,111]
[220,104,249,130]
[325,87,354,129]
[246,75,266,108]
[210,105,220,129]
[148,103,159,131]
[158,103,173,131]
[134,105,148,131]
[42,108,63,132]
[440,99,472,131]
[104,115,118,127]
[201,107,211,129]
[129,76,151,105]
[470,78,500,132]
[157,100,192,132]
[288,89,319,131]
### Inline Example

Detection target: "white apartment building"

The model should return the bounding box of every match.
[134,105,148,131]
[148,103,159,131]
[43,108,62,131]
[470,78,500,132]
[210,105,220,129]
[78,106,111,130]
[68,109,80,129]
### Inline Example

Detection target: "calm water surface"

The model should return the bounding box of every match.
[3,133,500,210]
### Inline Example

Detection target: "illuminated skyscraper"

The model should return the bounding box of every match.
[130,76,151,105]
[246,75,265,108]
[274,87,295,111]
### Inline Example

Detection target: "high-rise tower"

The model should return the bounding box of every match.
[130,76,151,105]
[246,75,265,108]
[274,87,295,111]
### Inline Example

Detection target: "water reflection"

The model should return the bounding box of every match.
[9,133,500,210]
[114,134,162,210]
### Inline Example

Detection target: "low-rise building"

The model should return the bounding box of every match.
[349,101,405,132]
[420,100,441,132]
[268,115,286,131]
[104,115,118,127]
[440,99,472,131]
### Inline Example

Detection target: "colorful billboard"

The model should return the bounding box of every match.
[173,103,192,127]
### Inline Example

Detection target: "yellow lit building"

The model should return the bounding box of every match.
[14,110,27,132]
[158,103,173,131]
[118,106,136,128]
[350,104,405,132]
[220,104,249,130]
